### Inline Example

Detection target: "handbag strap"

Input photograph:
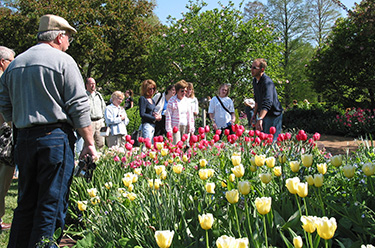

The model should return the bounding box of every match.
[216,95,231,114]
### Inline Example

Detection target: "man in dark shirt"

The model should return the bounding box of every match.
[250,58,283,140]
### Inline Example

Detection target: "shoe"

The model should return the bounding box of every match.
[1,223,11,231]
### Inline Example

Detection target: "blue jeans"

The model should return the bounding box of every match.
[8,126,75,248]
[263,113,283,141]
[141,122,155,142]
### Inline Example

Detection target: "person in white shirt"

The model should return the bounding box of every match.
[104,91,129,148]
[186,82,199,118]
[153,84,175,136]
[208,84,236,131]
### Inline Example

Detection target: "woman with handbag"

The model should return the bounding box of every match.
[208,83,236,133]
[104,91,129,148]
[153,84,176,137]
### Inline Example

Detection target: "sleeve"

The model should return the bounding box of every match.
[123,109,129,126]
[165,100,173,133]
[194,98,199,114]
[261,79,274,111]
[0,73,12,122]
[208,97,216,114]
[228,98,235,113]
[105,106,122,125]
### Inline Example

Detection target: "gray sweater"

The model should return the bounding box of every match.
[0,43,90,129]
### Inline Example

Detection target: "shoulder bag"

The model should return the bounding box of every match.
[0,122,14,167]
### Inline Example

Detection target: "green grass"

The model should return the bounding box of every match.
[0,179,18,247]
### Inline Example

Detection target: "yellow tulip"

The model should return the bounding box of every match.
[305,175,314,186]
[250,165,257,172]
[259,173,272,184]
[207,169,215,177]
[266,157,276,168]
[343,165,356,179]
[221,181,227,188]
[90,196,100,205]
[160,170,167,180]
[250,157,256,166]
[128,184,134,192]
[148,179,154,188]
[286,177,300,194]
[301,154,313,167]
[330,155,342,167]
[199,169,210,180]
[301,215,317,233]
[200,159,208,167]
[273,166,282,177]
[172,164,183,174]
[225,189,239,204]
[122,177,133,187]
[154,165,166,175]
[77,201,87,211]
[161,148,169,157]
[149,151,157,159]
[255,154,266,167]
[198,213,214,230]
[134,168,142,175]
[216,235,236,248]
[155,230,174,248]
[127,192,137,201]
[229,173,236,182]
[238,181,251,195]
[105,182,113,189]
[205,182,216,194]
[362,163,375,176]
[290,161,300,173]
[236,238,249,248]
[168,158,173,163]
[297,182,308,198]
[278,154,287,164]
[149,179,162,190]
[315,217,337,240]
[313,174,324,187]
[317,163,328,175]
[118,188,126,194]
[231,164,245,178]
[156,142,164,150]
[231,155,241,166]
[255,197,272,215]
[182,154,188,162]
[87,188,97,198]
[293,236,303,248]
[175,156,180,162]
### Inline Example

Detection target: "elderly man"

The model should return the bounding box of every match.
[86,77,106,149]
[0,14,97,247]
[0,46,15,232]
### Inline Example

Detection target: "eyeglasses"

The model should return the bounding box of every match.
[179,89,187,93]
[61,33,74,43]
[148,87,156,91]
[251,66,261,70]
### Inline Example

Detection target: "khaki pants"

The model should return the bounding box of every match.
[92,119,105,149]
[0,163,14,220]
[172,125,188,145]
[106,134,125,148]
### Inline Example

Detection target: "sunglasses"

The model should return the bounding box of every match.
[148,88,156,91]
[251,66,261,70]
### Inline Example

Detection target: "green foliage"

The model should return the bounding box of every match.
[146,0,283,107]
[308,0,375,109]
[126,105,141,135]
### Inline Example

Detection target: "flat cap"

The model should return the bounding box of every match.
[38,14,77,34]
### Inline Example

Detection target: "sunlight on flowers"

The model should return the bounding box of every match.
[255,197,272,215]
[205,182,216,194]
[293,236,303,248]
[172,164,183,174]
[231,164,245,178]
[216,235,236,248]
[316,217,337,240]
[231,155,241,166]
[225,189,239,204]
[77,201,87,211]
[161,148,169,157]
[134,167,142,175]
[286,177,300,194]
[200,159,208,167]
[266,157,275,168]
[317,163,327,175]
[273,166,282,177]
[313,174,324,187]
[297,182,308,198]
[330,155,342,167]
[343,165,356,179]
[149,151,156,159]
[155,230,174,248]
[301,215,317,233]
[198,213,214,230]
[255,154,266,167]
[301,154,313,167]
[290,161,300,173]
[229,173,236,182]
[259,173,272,184]
[155,165,166,175]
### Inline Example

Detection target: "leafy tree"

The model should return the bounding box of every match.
[0,0,159,95]
[243,0,266,21]
[146,0,283,108]
[308,0,375,109]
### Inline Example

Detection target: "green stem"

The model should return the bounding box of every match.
[263,215,268,248]
[325,239,328,248]
[303,198,309,216]
[233,204,241,238]
[318,188,325,216]
[206,230,209,248]
[244,197,255,247]
[308,232,314,248]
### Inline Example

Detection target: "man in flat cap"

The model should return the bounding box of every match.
[0,14,97,247]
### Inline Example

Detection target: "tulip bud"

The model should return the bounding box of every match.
[259,173,272,184]
[255,154,266,167]
[231,164,245,178]
[317,163,328,175]
[231,155,241,166]
[293,236,303,248]
[173,164,183,174]
[313,174,324,187]
[330,155,342,167]
[199,159,208,167]
[297,182,308,198]
[301,154,313,167]
[229,173,236,182]
[286,177,300,194]
[238,181,251,195]
[155,230,174,248]
[301,215,317,233]
[266,157,276,168]
[273,166,282,176]
[255,197,272,215]
[305,175,314,186]
[362,163,375,176]
[225,189,239,204]
[343,164,355,178]
[182,154,188,162]
[161,148,168,157]
[269,126,276,134]
[172,126,179,133]
[198,213,214,230]
[315,217,337,240]
[205,183,216,194]
[290,161,300,173]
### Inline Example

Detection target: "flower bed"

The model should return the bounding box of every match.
[68,126,375,248]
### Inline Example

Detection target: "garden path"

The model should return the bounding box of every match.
[317,134,368,155]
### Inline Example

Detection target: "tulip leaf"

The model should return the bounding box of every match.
[273,210,286,229]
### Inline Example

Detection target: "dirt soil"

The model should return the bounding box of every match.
[317,134,368,155]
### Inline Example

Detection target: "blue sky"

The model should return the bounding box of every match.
[154,0,358,24]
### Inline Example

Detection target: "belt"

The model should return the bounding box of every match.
[21,122,72,131]
[91,118,102,121]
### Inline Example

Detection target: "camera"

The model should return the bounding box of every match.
[73,154,97,182]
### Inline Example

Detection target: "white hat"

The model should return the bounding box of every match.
[38,14,77,34]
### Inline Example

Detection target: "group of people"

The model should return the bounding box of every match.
[0,14,283,248]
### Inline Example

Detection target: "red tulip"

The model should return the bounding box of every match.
[198,127,205,134]
[173,126,179,133]
[126,135,131,142]
[231,124,238,132]
[224,129,230,136]
[255,137,261,144]
[269,126,276,134]
[125,143,133,151]
[138,137,144,143]
[205,125,210,133]
[249,130,255,136]
[216,129,222,135]
[129,139,134,145]
[255,130,261,136]
[313,132,321,141]
[285,132,292,140]
[190,134,198,143]
[200,133,205,140]
[213,134,220,142]
[182,134,189,142]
